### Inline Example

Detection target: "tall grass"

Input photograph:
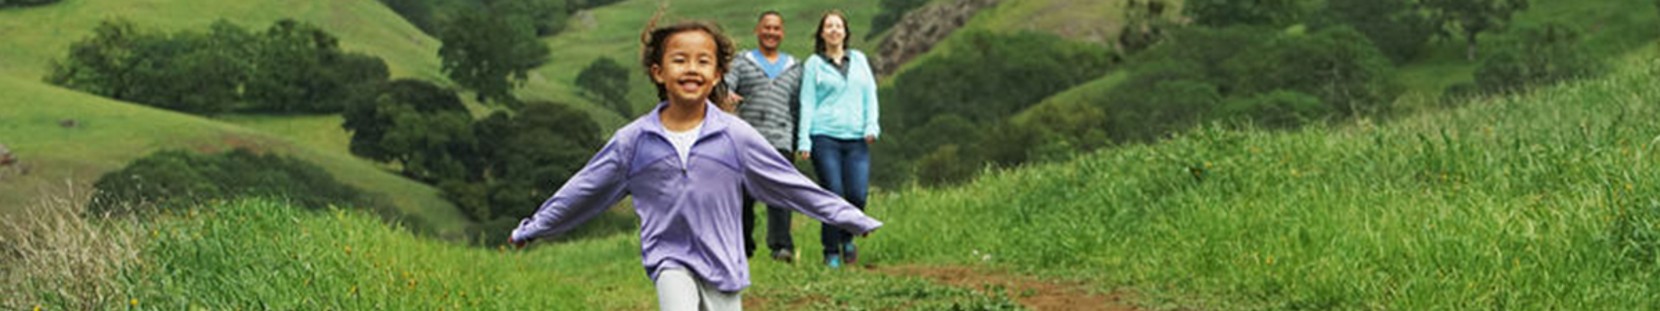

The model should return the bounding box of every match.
[77,198,1024,310]
[0,181,141,310]
[863,59,1660,309]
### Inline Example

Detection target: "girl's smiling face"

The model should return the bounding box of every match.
[650,30,722,106]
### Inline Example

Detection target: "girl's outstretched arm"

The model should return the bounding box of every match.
[738,128,882,235]
[511,135,633,244]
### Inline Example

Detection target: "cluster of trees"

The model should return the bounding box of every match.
[380,0,623,38]
[1469,23,1603,96]
[420,0,594,105]
[575,57,632,117]
[0,0,58,8]
[872,30,1116,187]
[340,79,605,243]
[880,0,1604,187]
[89,149,384,217]
[46,19,389,115]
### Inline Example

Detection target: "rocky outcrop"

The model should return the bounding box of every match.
[873,0,1001,76]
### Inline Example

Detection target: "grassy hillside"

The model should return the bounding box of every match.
[18,52,1660,311]
[61,199,1026,310]
[865,57,1660,308]
[0,0,479,236]
[0,75,473,238]
[0,0,893,239]
[0,0,446,81]
[1392,0,1660,99]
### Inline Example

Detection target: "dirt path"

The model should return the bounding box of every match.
[872,265,1139,311]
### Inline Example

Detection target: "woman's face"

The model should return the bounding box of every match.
[651,30,721,105]
[819,14,846,50]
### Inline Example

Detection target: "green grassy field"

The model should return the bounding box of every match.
[16,52,1660,311]
[0,75,473,238]
[0,0,473,235]
[870,56,1660,308]
[0,0,892,239]
[8,1,1660,308]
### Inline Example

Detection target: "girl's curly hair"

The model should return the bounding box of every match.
[640,7,735,106]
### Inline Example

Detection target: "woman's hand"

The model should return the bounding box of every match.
[797,151,810,161]
[865,135,876,145]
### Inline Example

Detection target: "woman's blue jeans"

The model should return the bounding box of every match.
[809,135,869,257]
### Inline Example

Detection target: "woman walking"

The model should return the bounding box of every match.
[796,10,880,269]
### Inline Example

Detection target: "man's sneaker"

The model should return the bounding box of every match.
[843,243,858,265]
[825,254,843,269]
[771,249,796,263]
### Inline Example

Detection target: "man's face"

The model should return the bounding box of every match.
[756,14,784,51]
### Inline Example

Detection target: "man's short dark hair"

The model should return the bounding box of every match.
[759,10,783,22]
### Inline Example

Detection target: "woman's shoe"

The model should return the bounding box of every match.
[825,254,843,269]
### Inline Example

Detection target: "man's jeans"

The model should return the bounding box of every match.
[742,148,797,257]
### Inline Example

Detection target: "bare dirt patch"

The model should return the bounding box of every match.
[873,265,1138,311]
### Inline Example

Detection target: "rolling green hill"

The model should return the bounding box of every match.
[26,48,1660,311]
[0,0,896,222]
[0,0,474,235]
[0,0,446,82]
[985,0,1660,120]
[0,74,474,237]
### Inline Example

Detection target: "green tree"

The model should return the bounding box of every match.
[46,19,250,115]
[915,144,976,187]
[1222,26,1395,116]
[438,8,550,105]
[575,57,632,117]
[490,0,570,36]
[1421,0,1529,61]
[1118,0,1176,55]
[1474,23,1602,94]
[342,79,477,183]
[1319,0,1436,63]
[1218,90,1330,129]
[1106,78,1223,142]
[380,0,439,34]
[0,0,61,8]
[885,30,1112,129]
[471,101,601,220]
[245,19,389,114]
[1184,0,1303,27]
[46,19,144,100]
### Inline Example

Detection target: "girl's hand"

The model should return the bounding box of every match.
[797,151,810,161]
[509,237,528,249]
[865,135,876,145]
[860,229,876,238]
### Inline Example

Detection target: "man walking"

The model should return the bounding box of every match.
[725,10,806,262]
